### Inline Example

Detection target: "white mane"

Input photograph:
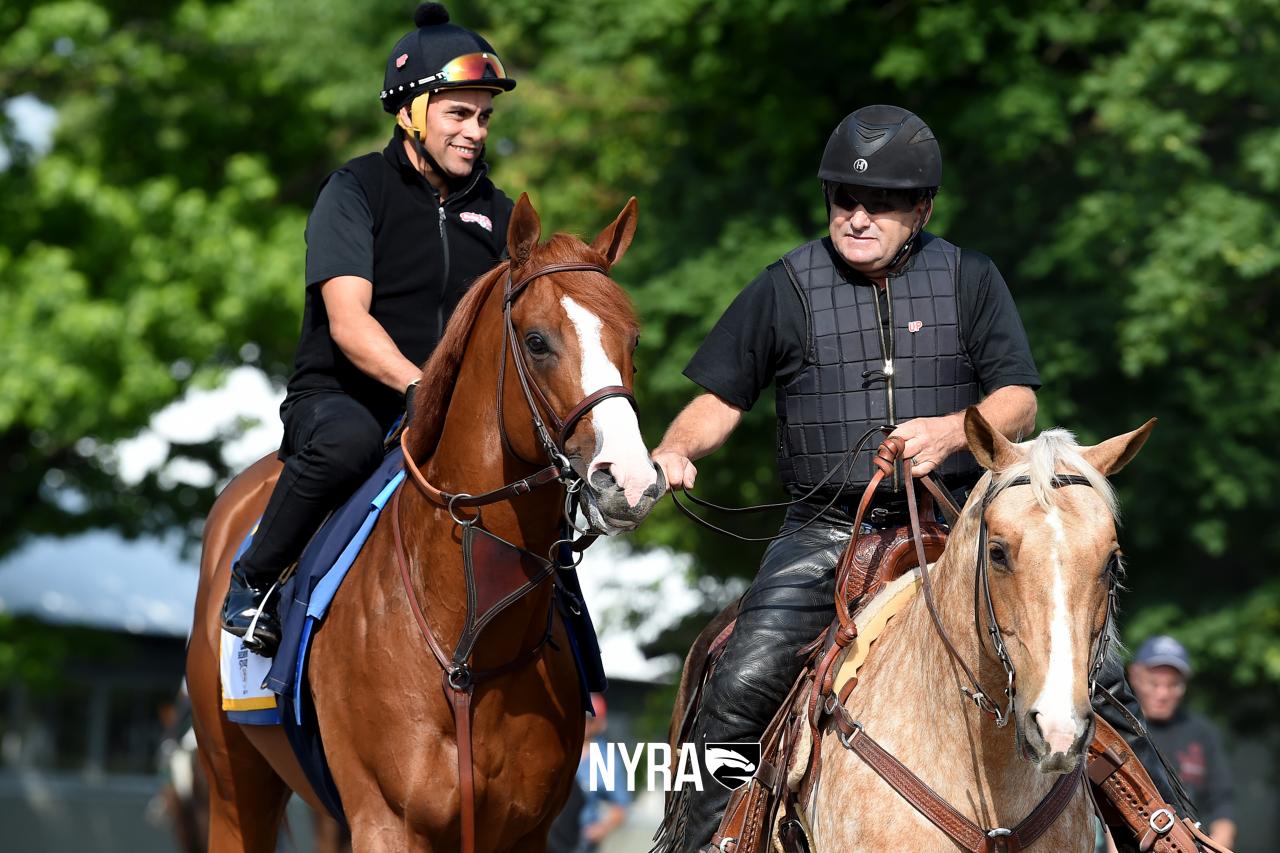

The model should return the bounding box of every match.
[988,428,1119,520]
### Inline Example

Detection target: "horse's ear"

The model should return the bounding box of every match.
[508,192,541,267]
[590,196,638,269]
[1081,418,1157,478]
[964,406,1021,472]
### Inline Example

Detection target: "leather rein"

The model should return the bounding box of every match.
[393,260,635,853]
[820,441,1116,852]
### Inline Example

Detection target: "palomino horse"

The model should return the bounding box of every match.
[186,194,664,851]
[808,411,1154,850]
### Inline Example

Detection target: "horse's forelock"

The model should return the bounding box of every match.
[988,429,1119,521]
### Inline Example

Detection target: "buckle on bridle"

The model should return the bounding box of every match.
[987,827,1012,838]
[836,719,863,749]
[1149,808,1175,835]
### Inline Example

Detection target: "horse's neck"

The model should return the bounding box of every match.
[849,541,1053,821]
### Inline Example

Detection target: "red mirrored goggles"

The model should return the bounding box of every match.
[424,52,513,92]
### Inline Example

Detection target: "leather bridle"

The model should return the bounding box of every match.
[911,469,1115,728]
[402,261,636,517]
[394,259,637,853]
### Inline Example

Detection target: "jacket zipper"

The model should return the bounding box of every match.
[872,279,898,490]
[436,200,449,341]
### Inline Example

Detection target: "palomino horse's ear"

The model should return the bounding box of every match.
[508,192,541,268]
[964,406,1021,472]
[1081,418,1157,478]
[590,196,638,269]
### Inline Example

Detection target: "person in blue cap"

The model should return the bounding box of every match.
[1130,636,1237,848]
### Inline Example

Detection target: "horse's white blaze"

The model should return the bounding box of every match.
[1032,507,1080,754]
[562,296,656,507]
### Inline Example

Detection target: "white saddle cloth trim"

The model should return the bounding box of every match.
[220,629,278,712]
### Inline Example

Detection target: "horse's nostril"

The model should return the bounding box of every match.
[589,468,617,491]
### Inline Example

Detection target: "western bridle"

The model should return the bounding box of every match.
[822,446,1119,851]
[394,259,636,853]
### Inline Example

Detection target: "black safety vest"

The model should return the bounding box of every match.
[774,233,982,497]
[285,133,512,426]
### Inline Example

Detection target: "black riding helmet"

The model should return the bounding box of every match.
[380,3,515,115]
[818,105,941,190]
[820,106,940,272]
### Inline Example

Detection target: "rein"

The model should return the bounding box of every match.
[393,259,636,853]
[669,425,963,543]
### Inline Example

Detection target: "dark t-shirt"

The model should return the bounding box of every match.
[685,243,1041,411]
[1148,708,1235,825]
[303,169,374,287]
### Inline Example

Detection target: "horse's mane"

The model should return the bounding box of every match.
[406,233,637,462]
[985,428,1119,520]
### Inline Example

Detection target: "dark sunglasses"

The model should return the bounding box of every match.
[828,184,921,215]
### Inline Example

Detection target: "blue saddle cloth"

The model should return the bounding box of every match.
[239,446,607,827]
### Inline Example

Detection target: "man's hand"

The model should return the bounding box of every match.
[652,449,698,491]
[650,392,744,493]
[890,413,964,477]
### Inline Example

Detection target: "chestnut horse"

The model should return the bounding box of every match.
[806,412,1154,850]
[186,194,664,851]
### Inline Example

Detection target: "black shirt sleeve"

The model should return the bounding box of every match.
[682,263,808,411]
[304,169,374,288]
[958,249,1042,393]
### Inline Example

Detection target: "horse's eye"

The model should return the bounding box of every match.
[988,543,1009,569]
[525,332,550,356]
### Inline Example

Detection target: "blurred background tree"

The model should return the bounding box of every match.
[2,0,1277,727]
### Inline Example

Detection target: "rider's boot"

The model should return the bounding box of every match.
[677,507,851,853]
[220,562,282,656]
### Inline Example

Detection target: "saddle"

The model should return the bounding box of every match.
[660,438,1231,853]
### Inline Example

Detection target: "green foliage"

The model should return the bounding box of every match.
[3,1,1279,716]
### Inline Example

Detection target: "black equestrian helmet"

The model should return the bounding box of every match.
[818,105,942,190]
[380,3,516,115]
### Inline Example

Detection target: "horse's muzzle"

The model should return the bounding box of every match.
[580,464,665,533]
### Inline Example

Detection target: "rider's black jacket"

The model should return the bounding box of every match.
[285,127,514,425]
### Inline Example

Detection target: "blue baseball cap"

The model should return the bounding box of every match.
[1133,635,1192,676]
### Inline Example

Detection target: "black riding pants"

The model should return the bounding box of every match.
[238,392,389,586]
[679,504,1184,851]
[681,502,852,851]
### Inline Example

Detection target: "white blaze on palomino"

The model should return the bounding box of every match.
[1032,506,1080,754]
[562,296,657,507]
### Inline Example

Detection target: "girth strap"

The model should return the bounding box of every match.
[830,706,1083,852]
